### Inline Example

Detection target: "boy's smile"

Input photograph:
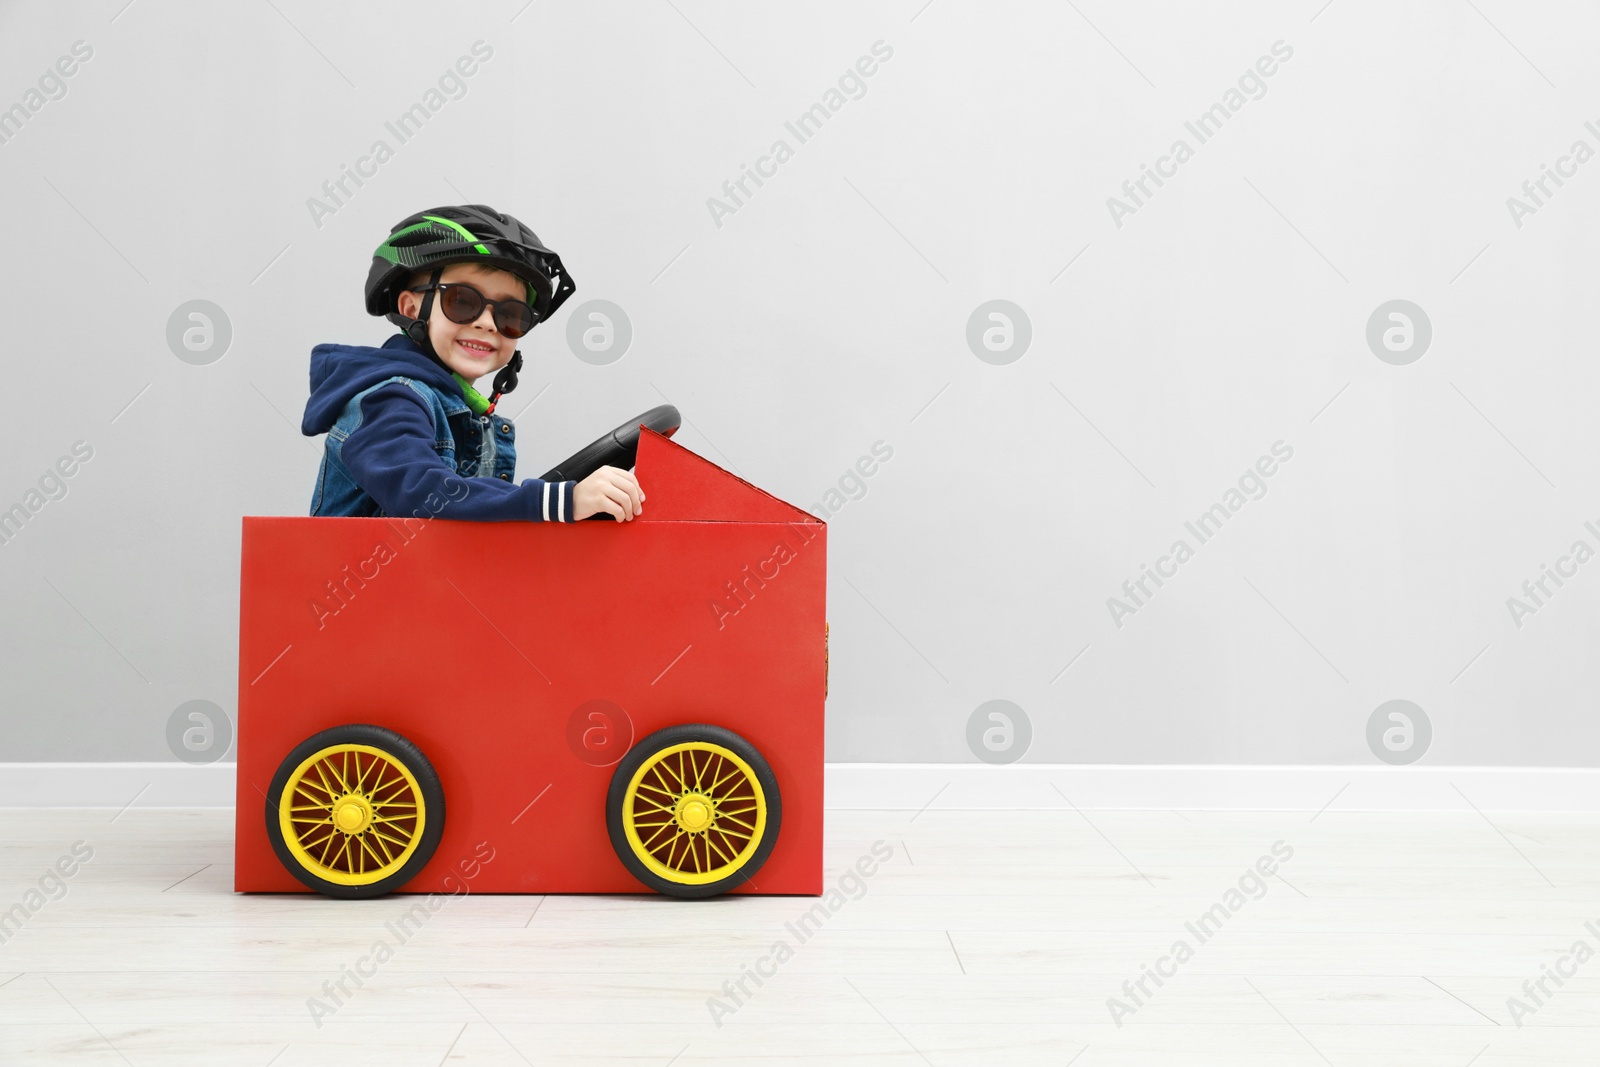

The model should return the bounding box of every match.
[450,334,500,369]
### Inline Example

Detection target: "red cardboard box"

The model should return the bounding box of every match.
[234,428,826,895]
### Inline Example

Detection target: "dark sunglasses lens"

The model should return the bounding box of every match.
[494,304,535,338]
[438,285,484,324]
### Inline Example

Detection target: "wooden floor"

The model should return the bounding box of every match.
[1,806,1597,1064]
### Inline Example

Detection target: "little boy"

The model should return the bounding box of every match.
[301,204,643,523]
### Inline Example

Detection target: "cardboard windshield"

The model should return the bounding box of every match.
[634,427,820,525]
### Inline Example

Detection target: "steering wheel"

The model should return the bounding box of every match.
[539,405,680,519]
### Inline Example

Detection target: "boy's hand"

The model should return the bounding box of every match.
[573,466,645,522]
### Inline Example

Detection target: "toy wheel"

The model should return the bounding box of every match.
[265,724,445,900]
[607,724,781,899]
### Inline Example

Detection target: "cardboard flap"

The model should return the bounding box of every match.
[635,427,820,524]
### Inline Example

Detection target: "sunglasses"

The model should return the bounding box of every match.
[409,282,538,339]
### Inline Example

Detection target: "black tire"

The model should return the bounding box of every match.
[265,723,445,900]
[607,724,782,899]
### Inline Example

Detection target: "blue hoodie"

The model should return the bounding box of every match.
[301,333,578,522]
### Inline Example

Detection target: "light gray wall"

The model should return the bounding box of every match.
[1,0,1594,767]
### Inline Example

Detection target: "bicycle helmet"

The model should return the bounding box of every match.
[365,204,576,412]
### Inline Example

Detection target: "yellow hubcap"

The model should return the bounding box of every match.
[676,794,712,832]
[279,743,425,886]
[622,741,767,886]
[333,796,371,833]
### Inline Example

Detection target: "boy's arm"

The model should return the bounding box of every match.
[340,381,578,522]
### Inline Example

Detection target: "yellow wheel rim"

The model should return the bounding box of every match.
[622,741,768,886]
[279,743,426,886]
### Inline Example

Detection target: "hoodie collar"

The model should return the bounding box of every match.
[303,333,474,435]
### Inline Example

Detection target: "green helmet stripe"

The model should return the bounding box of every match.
[374,214,537,305]
[373,220,437,264]
[373,217,490,262]
[422,214,490,255]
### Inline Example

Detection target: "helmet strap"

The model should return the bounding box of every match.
[486,350,522,416]
[404,268,444,360]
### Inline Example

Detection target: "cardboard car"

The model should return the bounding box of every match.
[234,425,827,898]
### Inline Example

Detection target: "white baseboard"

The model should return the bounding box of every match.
[0,763,240,810]
[1,762,1596,812]
[826,764,1600,812]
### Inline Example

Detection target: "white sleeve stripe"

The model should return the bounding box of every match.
[558,481,566,522]
[542,481,552,522]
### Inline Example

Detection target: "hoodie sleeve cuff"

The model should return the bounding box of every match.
[538,480,578,522]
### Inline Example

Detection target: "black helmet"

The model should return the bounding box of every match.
[365,205,577,411]
[366,204,575,327]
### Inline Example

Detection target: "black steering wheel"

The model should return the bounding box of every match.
[539,405,681,517]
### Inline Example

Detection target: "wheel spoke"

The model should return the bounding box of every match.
[312,761,338,800]
[357,833,385,871]
[371,786,412,809]
[632,795,676,817]
[370,775,412,804]
[649,764,678,797]
[370,793,410,815]
[316,829,337,867]
[658,754,685,792]
[369,765,404,792]
[706,763,745,796]
[293,781,331,806]
[370,828,411,851]
[370,827,396,864]
[711,830,748,862]
[369,813,416,826]
[714,821,753,841]
[665,828,690,868]
[300,827,335,851]
[705,831,734,867]
[640,819,676,850]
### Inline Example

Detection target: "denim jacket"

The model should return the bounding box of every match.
[301,333,577,522]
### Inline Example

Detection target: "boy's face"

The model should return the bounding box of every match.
[395,262,529,382]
